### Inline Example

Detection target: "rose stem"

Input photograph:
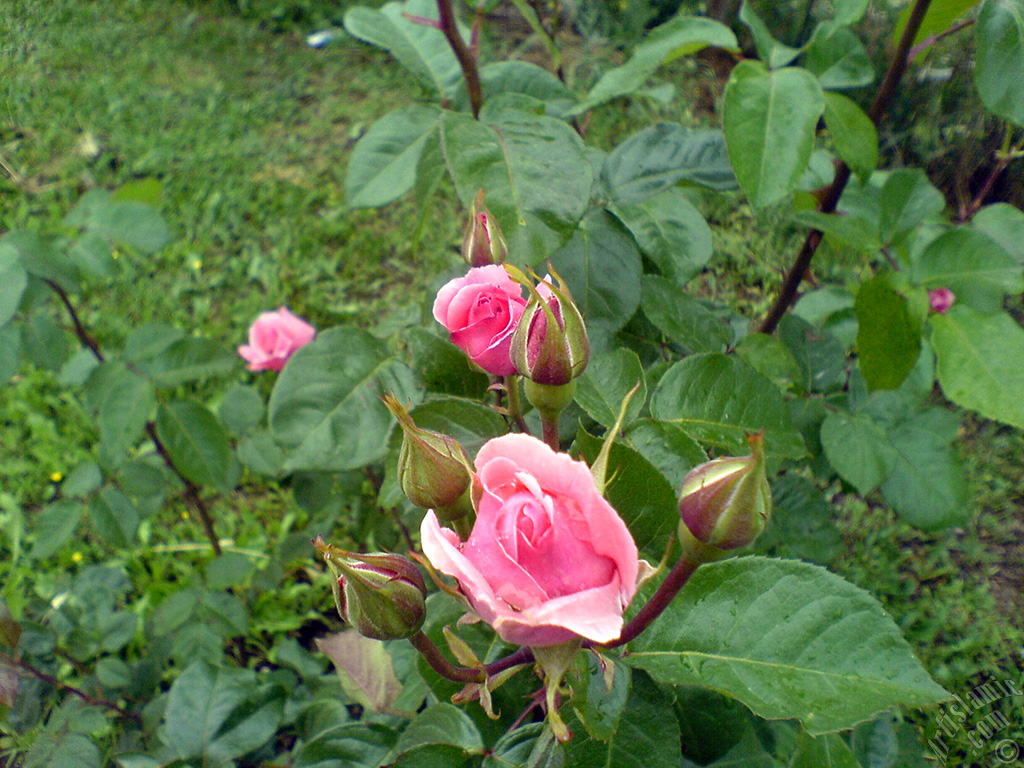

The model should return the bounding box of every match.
[599,552,702,649]
[540,414,560,451]
[504,375,531,434]
[436,0,482,119]
[409,631,485,683]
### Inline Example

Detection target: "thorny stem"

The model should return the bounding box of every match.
[437,0,483,119]
[959,130,1018,222]
[43,278,223,556]
[17,658,142,724]
[540,414,560,452]
[908,18,975,62]
[758,0,934,335]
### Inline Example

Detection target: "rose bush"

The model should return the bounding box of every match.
[420,433,639,647]
[432,265,526,376]
[238,307,316,371]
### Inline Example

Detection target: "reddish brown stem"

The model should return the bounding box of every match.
[45,279,105,363]
[757,0,934,335]
[409,631,485,683]
[436,0,483,119]
[18,658,142,724]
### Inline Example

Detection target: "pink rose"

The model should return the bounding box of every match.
[238,307,316,372]
[420,434,639,647]
[928,287,956,314]
[432,265,527,376]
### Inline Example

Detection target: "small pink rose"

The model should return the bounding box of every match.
[928,287,956,314]
[432,265,527,376]
[238,307,316,372]
[420,434,639,647]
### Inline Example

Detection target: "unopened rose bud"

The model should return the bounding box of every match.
[315,537,427,640]
[928,287,955,314]
[678,432,771,552]
[383,394,473,522]
[462,189,507,267]
[509,267,589,387]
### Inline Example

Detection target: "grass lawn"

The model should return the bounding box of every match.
[1,0,1022,764]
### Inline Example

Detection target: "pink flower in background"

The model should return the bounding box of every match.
[432,265,526,376]
[238,307,315,371]
[420,434,639,647]
[928,287,956,314]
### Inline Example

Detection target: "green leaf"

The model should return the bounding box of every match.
[975,0,1024,125]
[791,729,862,768]
[820,410,898,494]
[575,348,646,429]
[855,274,922,391]
[0,244,27,327]
[778,314,848,394]
[566,670,681,768]
[24,733,101,768]
[724,61,825,208]
[65,188,170,254]
[469,61,576,116]
[625,557,949,734]
[602,124,737,205]
[407,327,489,399]
[156,400,238,493]
[21,314,72,371]
[641,275,733,354]
[575,429,680,557]
[317,630,403,714]
[973,202,1024,264]
[650,353,806,458]
[29,501,82,560]
[392,703,483,755]
[682,724,782,767]
[822,91,878,180]
[0,324,20,383]
[878,169,945,245]
[625,419,707,490]
[734,333,803,393]
[346,105,441,208]
[756,474,843,565]
[880,407,969,529]
[573,15,738,112]
[789,210,881,253]
[440,109,591,263]
[88,488,139,549]
[218,383,265,437]
[548,209,643,352]
[482,724,563,768]
[344,0,463,98]
[930,306,1024,429]
[804,23,874,89]
[833,0,870,24]
[571,656,632,741]
[912,228,1023,314]
[158,661,284,767]
[612,188,713,284]
[292,723,398,768]
[268,327,418,473]
[87,362,156,456]
[739,2,802,69]
[134,335,238,388]
[2,230,79,292]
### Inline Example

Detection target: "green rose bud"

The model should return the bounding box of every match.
[383,394,473,523]
[508,266,589,387]
[678,432,771,552]
[315,537,427,641]
[462,189,507,267]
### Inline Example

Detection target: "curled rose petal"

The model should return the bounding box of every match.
[420,434,638,647]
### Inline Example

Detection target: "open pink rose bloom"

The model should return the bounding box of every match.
[420,434,639,647]
[238,307,316,372]
[432,265,527,376]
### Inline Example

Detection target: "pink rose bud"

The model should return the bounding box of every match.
[382,394,473,522]
[928,287,955,314]
[238,307,316,372]
[462,189,507,268]
[510,268,589,387]
[432,265,527,376]
[420,434,639,647]
[315,537,427,641]
[678,432,771,553]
